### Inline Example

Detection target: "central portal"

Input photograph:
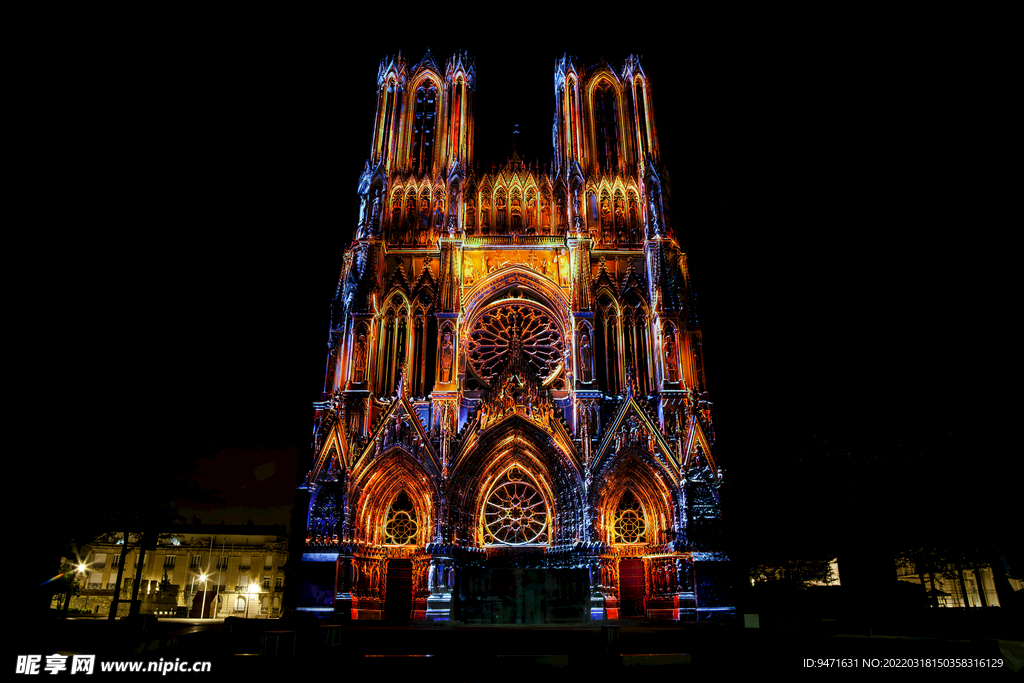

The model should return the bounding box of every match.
[384,558,412,622]
[619,558,646,617]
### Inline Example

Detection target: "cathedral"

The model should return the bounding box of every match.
[297,50,729,622]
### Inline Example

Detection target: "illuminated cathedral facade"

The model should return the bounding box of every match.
[298,50,728,622]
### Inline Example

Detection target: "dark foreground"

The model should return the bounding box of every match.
[13,612,1023,678]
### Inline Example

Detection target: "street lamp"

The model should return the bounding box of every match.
[76,564,87,613]
[198,573,207,620]
[244,584,260,619]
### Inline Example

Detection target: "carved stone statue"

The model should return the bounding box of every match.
[648,188,660,236]
[440,332,453,383]
[510,195,521,232]
[496,194,507,232]
[352,334,367,383]
[463,256,476,285]
[664,335,678,381]
[433,202,445,233]
[579,333,592,382]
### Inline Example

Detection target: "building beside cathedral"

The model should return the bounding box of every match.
[297,50,728,622]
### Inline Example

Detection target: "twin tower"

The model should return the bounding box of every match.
[298,50,729,623]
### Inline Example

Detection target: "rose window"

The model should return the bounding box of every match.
[613,490,646,544]
[483,466,549,545]
[384,491,417,545]
[467,301,563,386]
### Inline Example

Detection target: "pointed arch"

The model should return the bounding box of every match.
[592,448,676,547]
[376,291,413,396]
[448,420,584,547]
[407,73,441,175]
[350,448,437,547]
[588,75,623,173]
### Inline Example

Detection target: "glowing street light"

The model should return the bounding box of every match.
[199,573,208,620]
[245,583,260,619]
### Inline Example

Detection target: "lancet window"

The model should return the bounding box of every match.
[411,85,437,174]
[633,78,650,159]
[376,305,408,396]
[594,81,619,173]
[595,295,620,394]
[567,80,579,164]
[409,298,437,398]
[379,80,398,163]
[448,78,463,158]
[622,292,652,394]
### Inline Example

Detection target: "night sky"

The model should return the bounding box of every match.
[54,20,995,550]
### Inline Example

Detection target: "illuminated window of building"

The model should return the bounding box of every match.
[614,490,647,544]
[483,466,549,546]
[384,491,418,545]
[262,576,271,590]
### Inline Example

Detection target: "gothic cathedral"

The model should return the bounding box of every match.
[299,51,728,622]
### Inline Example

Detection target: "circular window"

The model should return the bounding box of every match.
[467,301,563,386]
[483,467,549,545]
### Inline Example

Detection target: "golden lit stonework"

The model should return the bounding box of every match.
[302,50,726,623]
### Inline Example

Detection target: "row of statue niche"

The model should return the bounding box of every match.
[477,373,555,429]
[359,186,662,242]
[462,250,569,286]
[305,533,337,547]
[351,558,384,598]
[464,192,568,236]
[598,194,643,247]
[649,558,693,594]
[385,195,448,245]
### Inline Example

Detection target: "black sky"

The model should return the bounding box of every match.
[54,20,987,535]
